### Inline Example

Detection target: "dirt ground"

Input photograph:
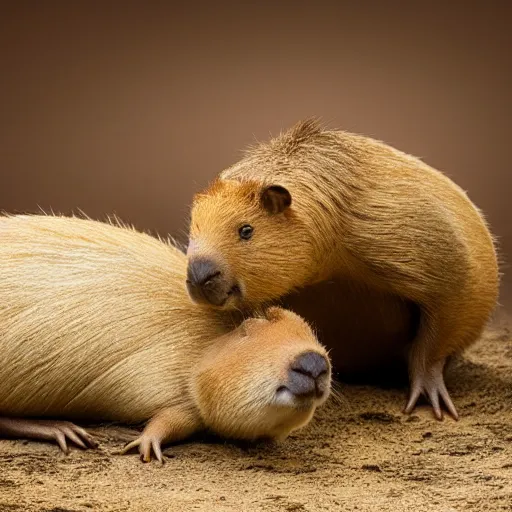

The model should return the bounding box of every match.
[1,320,511,512]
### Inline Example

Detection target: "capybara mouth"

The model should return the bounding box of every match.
[187,282,242,308]
[214,284,242,308]
[226,284,241,299]
[275,384,328,409]
[186,270,241,307]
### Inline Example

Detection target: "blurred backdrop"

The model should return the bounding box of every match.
[1,2,510,311]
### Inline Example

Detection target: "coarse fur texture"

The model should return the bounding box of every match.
[0,214,331,462]
[187,118,499,420]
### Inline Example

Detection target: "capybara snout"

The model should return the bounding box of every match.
[285,351,330,399]
[192,307,331,440]
[186,257,239,307]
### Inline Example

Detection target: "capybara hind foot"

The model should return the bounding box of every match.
[0,417,97,453]
[404,359,459,421]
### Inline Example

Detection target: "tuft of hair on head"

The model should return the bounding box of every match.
[271,117,324,156]
[244,117,324,159]
[287,117,323,142]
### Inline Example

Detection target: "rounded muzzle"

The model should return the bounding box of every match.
[186,258,236,307]
[286,351,330,399]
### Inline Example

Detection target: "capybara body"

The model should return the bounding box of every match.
[187,119,499,419]
[0,215,330,460]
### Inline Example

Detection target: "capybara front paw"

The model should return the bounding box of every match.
[404,360,459,421]
[120,435,165,464]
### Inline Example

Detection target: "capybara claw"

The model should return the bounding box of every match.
[119,438,140,456]
[120,436,165,464]
[0,418,97,454]
[404,361,459,421]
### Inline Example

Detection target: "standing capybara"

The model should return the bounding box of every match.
[0,214,331,462]
[186,119,499,420]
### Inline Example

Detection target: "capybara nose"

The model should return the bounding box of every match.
[186,258,229,307]
[187,258,221,287]
[286,352,330,398]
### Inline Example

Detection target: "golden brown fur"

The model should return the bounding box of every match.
[0,214,330,461]
[188,119,499,419]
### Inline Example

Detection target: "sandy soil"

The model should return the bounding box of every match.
[1,322,511,512]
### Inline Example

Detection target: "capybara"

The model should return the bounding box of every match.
[0,214,331,462]
[186,119,499,420]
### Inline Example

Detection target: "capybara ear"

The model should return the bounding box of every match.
[239,316,268,336]
[260,185,292,214]
[264,306,285,322]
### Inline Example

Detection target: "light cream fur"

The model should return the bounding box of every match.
[0,214,330,452]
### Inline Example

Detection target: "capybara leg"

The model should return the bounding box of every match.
[0,417,98,453]
[119,407,200,464]
[403,313,459,421]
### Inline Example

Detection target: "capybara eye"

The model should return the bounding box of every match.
[239,224,254,240]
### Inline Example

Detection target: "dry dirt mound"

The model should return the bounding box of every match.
[1,325,511,512]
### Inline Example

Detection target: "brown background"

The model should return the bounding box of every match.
[1,2,510,311]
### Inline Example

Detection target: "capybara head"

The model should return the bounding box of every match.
[191,307,331,441]
[187,179,315,309]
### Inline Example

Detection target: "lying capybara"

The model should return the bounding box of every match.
[186,119,499,420]
[0,214,331,462]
